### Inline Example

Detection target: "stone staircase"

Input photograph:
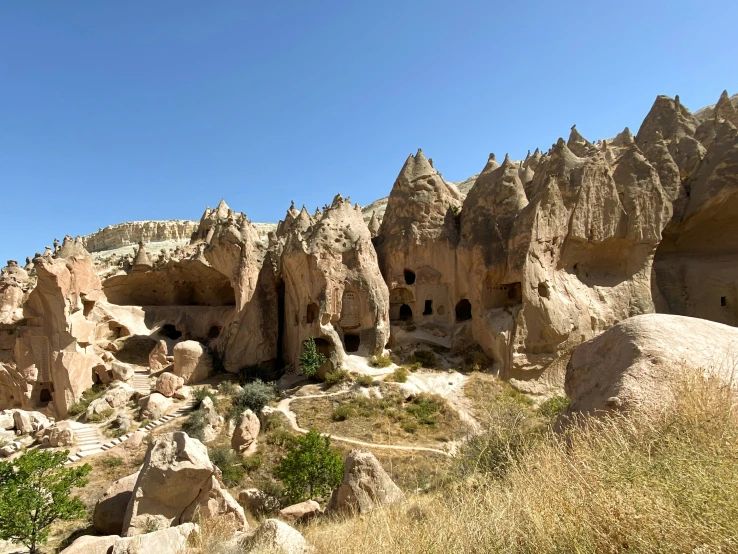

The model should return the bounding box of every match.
[66,421,105,462]
[132,371,153,395]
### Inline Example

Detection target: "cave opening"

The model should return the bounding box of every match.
[423,300,433,315]
[158,324,182,340]
[404,269,416,285]
[399,304,413,321]
[455,299,472,321]
[344,334,361,353]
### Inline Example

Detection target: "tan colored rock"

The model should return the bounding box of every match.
[94,472,140,535]
[13,410,33,434]
[59,534,118,554]
[111,361,134,382]
[0,410,14,430]
[126,430,146,450]
[173,341,213,384]
[566,314,738,416]
[231,409,260,454]
[137,393,172,420]
[278,499,321,523]
[327,450,405,514]
[149,340,169,371]
[45,420,75,447]
[105,382,137,408]
[84,220,198,253]
[241,519,309,554]
[199,396,223,442]
[111,523,198,554]
[173,385,190,400]
[122,432,246,535]
[155,372,184,398]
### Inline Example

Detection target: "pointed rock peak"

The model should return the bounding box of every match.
[555,137,568,149]
[481,153,500,173]
[416,148,426,160]
[613,126,635,146]
[715,89,738,123]
[133,241,151,268]
[428,157,434,168]
[502,153,513,168]
[525,149,531,161]
[674,94,681,108]
[533,148,540,156]
[215,199,230,218]
[568,124,589,144]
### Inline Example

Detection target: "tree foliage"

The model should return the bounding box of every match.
[299,338,327,378]
[274,429,343,503]
[0,449,91,554]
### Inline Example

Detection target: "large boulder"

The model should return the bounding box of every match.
[173,341,213,384]
[13,410,33,434]
[60,523,197,554]
[567,314,738,415]
[0,410,16,430]
[105,382,137,408]
[111,361,135,383]
[59,534,118,554]
[327,450,405,514]
[231,409,260,455]
[122,432,246,536]
[199,396,223,442]
[42,420,75,447]
[278,499,321,523]
[149,340,170,371]
[94,472,140,535]
[137,393,173,420]
[155,372,184,398]
[241,519,309,554]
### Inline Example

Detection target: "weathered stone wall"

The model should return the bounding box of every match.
[85,220,198,253]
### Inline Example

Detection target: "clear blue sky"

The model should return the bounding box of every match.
[1,1,736,263]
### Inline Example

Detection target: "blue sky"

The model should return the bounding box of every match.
[1,1,736,263]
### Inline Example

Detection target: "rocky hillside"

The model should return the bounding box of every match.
[85,220,199,253]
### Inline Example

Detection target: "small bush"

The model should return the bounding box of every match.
[354,374,375,387]
[182,409,207,442]
[331,404,353,421]
[228,379,275,421]
[102,456,123,469]
[299,338,327,377]
[208,446,245,488]
[193,388,218,409]
[217,381,238,396]
[266,428,298,448]
[86,408,114,423]
[387,366,408,383]
[242,453,263,473]
[369,354,393,368]
[68,383,108,417]
[401,419,419,433]
[406,393,443,425]
[408,362,422,372]
[324,369,349,388]
[410,349,437,368]
[538,395,570,419]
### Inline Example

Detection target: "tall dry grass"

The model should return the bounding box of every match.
[301,373,738,553]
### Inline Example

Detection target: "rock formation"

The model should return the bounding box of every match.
[84,220,199,253]
[327,450,405,514]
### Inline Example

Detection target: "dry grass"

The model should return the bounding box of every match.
[291,389,465,447]
[301,373,738,553]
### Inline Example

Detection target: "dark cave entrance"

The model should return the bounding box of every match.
[399,304,413,321]
[455,299,472,322]
[277,280,286,369]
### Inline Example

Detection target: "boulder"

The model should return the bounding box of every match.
[111,361,135,383]
[45,421,75,447]
[122,432,246,536]
[115,414,131,434]
[231,409,260,454]
[138,393,172,420]
[199,396,223,443]
[155,372,184,398]
[111,523,198,553]
[94,472,140,535]
[149,340,170,371]
[278,499,321,523]
[239,488,281,515]
[566,314,738,415]
[105,382,137,408]
[13,410,33,434]
[173,385,190,400]
[87,397,113,419]
[0,410,15,430]
[94,363,112,384]
[125,430,146,450]
[59,534,118,554]
[241,519,309,554]
[327,450,405,514]
[173,341,213,384]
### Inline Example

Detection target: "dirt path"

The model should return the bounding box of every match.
[276,391,453,457]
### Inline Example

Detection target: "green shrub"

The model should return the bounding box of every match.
[182,409,207,441]
[331,404,353,421]
[401,419,419,433]
[324,368,349,388]
[192,388,218,409]
[408,362,422,372]
[242,453,263,473]
[217,381,238,396]
[274,429,344,503]
[410,349,437,368]
[538,396,570,419]
[299,338,327,377]
[369,354,393,368]
[406,393,443,425]
[68,383,108,417]
[266,428,298,448]
[208,446,245,488]
[102,456,123,469]
[354,374,375,387]
[86,408,114,423]
[228,379,275,421]
[387,366,408,383]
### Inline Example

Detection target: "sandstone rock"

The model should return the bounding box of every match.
[84,220,198,253]
[278,499,321,523]
[126,430,146,450]
[87,397,113,418]
[111,362,135,382]
[173,385,190,400]
[199,396,223,442]
[122,432,246,535]
[94,472,140,535]
[155,372,183,398]
[231,409,260,454]
[13,410,33,434]
[566,314,738,415]
[45,420,75,447]
[173,341,213,384]
[239,488,281,515]
[0,410,14,430]
[149,340,170,371]
[137,393,172,420]
[241,519,309,554]
[111,523,198,554]
[105,382,137,408]
[59,534,118,554]
[327,450,405,514]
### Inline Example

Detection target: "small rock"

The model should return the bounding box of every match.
[111,361,135,382]
[278,499,322,523]
[241,519,309,554]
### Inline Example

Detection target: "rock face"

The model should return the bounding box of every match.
[173,341,213,384]
[94,472,140,535]
[84,220,199,253]
[122,432,246,535]
[242,519,309,554]
[327,450,405,514]
[566,314,738,415]
[155,372,184,397]
[61,523,198,554]
[149,340,169,371]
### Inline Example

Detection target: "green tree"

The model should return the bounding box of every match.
[0,449,91,554]
[299,338,327,378]
[274,429,343,502]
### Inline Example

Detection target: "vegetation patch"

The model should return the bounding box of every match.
[228,379,275,421]
[324,368,350,388]
[386,366,408,383]
[208,446,245,488]
[299,338,327,377]
[410,349,437,368]
[369,354,393,368]
[67,383,108,418]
